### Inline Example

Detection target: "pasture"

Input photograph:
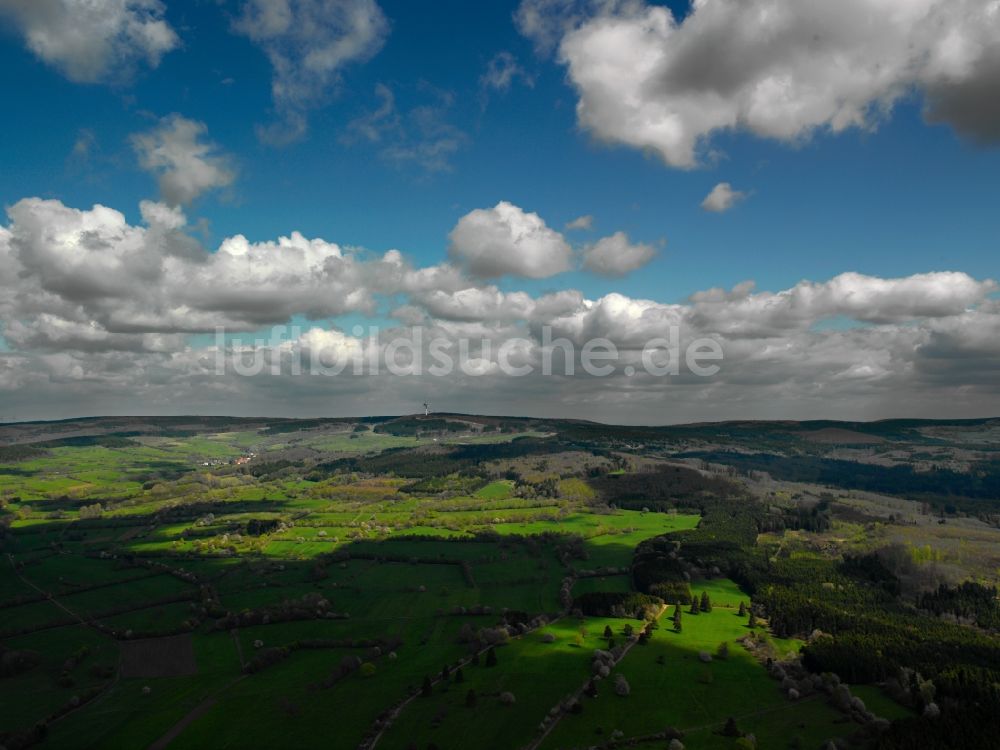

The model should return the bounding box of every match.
[0,420,917,749]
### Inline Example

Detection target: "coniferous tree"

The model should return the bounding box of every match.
[673,604,683,631]
[454,667,464,683]
[465,688,477,707]
[603,625,613,639]
[689,597,700,615]
[748,610,758,628]
[485,647,497,667]
[738,601,747,617]
[700,591,712,612]
[722,716,740,737]
[421,675,433,697]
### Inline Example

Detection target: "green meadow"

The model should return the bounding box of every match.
[0,419,920,749]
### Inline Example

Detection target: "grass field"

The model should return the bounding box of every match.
[538,580,841,750]
[0,422,919,749]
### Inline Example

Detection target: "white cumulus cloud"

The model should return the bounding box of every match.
[3,195,999,421]
[448,201,573,279]
[701,182,746,213]
[581,231,656,276]
[0,0,178,83]
[520,0,1000,167]
[565,214,594,231]
[131,115,236,206]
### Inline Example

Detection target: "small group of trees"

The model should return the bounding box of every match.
[689,591,712,614]
[637,621,656,645]
[78,503,103,519]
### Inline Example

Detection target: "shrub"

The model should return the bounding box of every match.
[613,674,630,696]
[0,648,40,677]
[359,662,376,677]
[499,691,516,705]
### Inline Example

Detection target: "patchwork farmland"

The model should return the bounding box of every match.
[1,415,998,749]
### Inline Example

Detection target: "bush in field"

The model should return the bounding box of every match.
[499,691,516,705]
[477,626,509,646]
[78,503,103,519]
[716,641,729,659]
[541,633,555,643]
[245,647,291,674]
[0,648,40,677]
[339,655,363,675]
[466,689,477,707]
[360,662,376,677]
[457,623,476,643]
[613,674,630,696]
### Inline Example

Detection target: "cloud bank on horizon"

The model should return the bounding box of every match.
[2,195,997,422]
[0,0,998,422]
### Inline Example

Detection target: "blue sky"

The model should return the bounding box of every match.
[0,0,998,421]
[2,0,996,300]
